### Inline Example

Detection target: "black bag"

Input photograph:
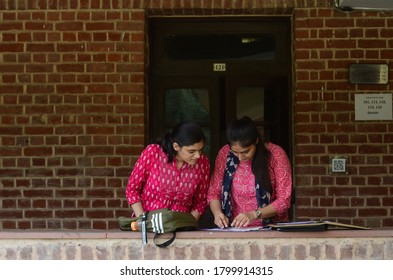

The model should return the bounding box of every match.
[118,208,198,247]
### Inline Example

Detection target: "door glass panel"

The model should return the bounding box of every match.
[201,127,211,161]
[164,88,211,158]
[165,34,275,61]
[165,88,209,123]
[236,87,264,121]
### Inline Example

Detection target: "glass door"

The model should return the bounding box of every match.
[148,17,293,226]
[226,75,291,156]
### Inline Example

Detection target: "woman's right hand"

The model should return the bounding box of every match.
[213,212,229,229]
[131,202,144,217]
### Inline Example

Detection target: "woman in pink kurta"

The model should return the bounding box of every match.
[125,122,210,221]
[208,117,292,228]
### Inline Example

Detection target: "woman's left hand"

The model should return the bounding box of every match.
[190,210,201,222]
[231,211,257,228]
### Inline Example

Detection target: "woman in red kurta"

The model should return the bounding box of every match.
[208,117,292,228]
[125,122,210,221]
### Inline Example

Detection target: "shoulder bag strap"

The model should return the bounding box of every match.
[153,232,176,248]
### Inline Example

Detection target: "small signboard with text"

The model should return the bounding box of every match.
[355,93,392,121]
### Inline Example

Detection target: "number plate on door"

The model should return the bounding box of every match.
[213,63,226,72]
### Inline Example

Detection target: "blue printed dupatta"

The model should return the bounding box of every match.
[221,151,271,225]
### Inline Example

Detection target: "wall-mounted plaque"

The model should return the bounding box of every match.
[355,93,392,120]
[349,64,388,84]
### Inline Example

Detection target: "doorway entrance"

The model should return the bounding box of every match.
[148,17,292,227]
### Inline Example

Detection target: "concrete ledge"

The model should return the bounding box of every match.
[1,229,392,239]
[1,230,392,260]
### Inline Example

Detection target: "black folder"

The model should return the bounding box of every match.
[267,221,370,232]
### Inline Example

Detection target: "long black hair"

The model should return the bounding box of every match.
[157,122,205,163]
[226,116,272,193]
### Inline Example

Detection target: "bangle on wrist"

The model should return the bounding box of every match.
[255,208,262,219]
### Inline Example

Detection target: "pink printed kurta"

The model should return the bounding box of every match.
[125,144,210,216]
[207,142,292,226]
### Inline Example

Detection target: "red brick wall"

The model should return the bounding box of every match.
[0,0,392,230]
[294,7,393,228]
[0,0,147,230]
